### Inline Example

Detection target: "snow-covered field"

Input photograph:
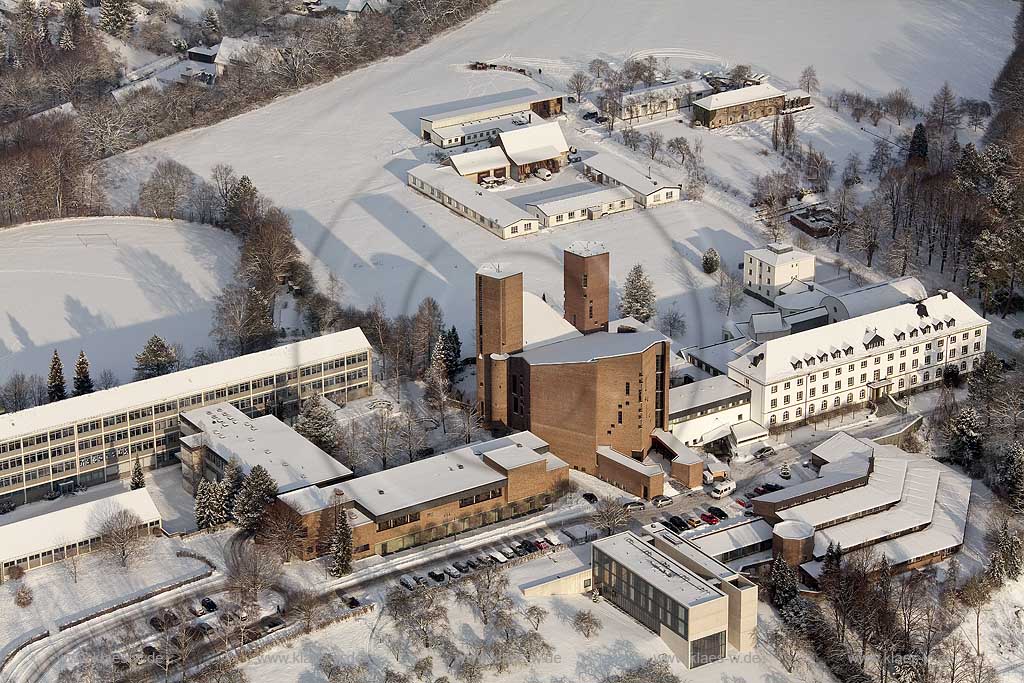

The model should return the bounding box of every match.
[239,546,837,683]
[98,0,1016,360]
[0,217,238,384]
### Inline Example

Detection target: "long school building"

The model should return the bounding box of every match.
[0,329,372,506]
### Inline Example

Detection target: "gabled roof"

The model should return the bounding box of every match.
[214,37,263,66]
[582,153,680,196]
[692,83,785,110]
[447,147,510,176]
[498,122,569,165]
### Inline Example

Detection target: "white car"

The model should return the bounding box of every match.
[533,168,552,181]
[489,550,508,564]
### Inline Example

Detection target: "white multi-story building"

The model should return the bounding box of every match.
[743,243,816,303]
[726,292,988,428]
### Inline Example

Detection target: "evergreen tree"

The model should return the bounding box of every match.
[223,176,260,234]
[423,333,450,410]
[967,352,1004,425]
[908,124,928,167]
[994,518,1023,581]
[997,442,1024,514]
[194,479,228,529]
[72,350,94,396]
[948,407,985,469]
[99,0,135,37]
[47,350,67,402]
[62,0,83,29]
[130,457,145,489]
[327,504,353,577]
[701,248,720,274]
[767,557,799,607]
[442,326,462,379]
[232,464,278,531]
[134,335,178,380]
[221,459,244,519]
[58,27,74,51]
[294,394,342,454]
[618,263,657,323]
[201,7,221,35]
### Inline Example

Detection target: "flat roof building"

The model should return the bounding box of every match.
[742,243,816,304]
[0,329,372,506]
[419,90,565,147]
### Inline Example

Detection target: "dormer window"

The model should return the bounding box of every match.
[895,332,905,341]
[910,329,918,338]
[948,318,955,327]
[935,322,944,331]
[922,325,931,334]
[807,357,815,366]
[831,351,841,359]
[792,360,803,370]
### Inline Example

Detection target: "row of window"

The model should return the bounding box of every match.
[459,488,503,508]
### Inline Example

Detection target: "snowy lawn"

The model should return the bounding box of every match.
[239,545,839,682]
[98,0,1016,366]
[0,217,238,385]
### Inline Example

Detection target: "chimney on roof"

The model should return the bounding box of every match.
[939,289,949,299]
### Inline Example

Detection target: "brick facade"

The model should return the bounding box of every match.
[563,248,609,334]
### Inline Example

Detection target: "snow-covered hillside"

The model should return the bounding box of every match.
[98,0,1015,358]
[0,217,238,384]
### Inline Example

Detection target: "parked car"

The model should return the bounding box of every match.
[400,575,418,590]
[582,111,598,121]
[259,616,286,634]
[149,616,166,632]
[764,482,784,492]
[687,517,705,529]
[710,479,737,499]
[651,495,673,508]
[669,515,687,529]
[465,558,480,570]
[0,500,16,514]
[187,603,205,618]
[779,464,792,480]
[532,538,549,550]
[489,550,509,564]
[735,498,751,508]
[453,561,472,573]
[428,570,447,583]
[500,546,516,559]
[533,168,552,181]
[142,645,159,659]
[414,575,430,587]
[519,540,538,553]
[699,513,720,525]
[443,565,461,579]
[568,154,582,163]
[346,597,361,609]
[163,611,181,628]
[581,492,598,504]
[622,500,645,512]
[595,115,609,123]
[752,486,768,496]
[708,506,729,520]
[545,534,563,547]
[754,445,776,459]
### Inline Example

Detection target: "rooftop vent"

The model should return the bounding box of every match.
[377,489,385,495]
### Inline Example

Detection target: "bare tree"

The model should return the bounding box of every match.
[290,588,327,633]
[138,159,194,219]
[522,604,549,631]
[768,626,803,673]
[589,496,629,536]
[224,540,282,612]
[882,87,915,125]
[452,565,512,626]
[667,136,691,165]
[57,537,80,583]
[566,71,595,102]
[643,131,663,159]
[712,270,747,317]
[456,401,482,445]
[92,505,149,569]
[259,506,307,562]
[368,405,399,470]
[959,573,992,655]
[571,609,603,638]
[621,127,641,151]
[799,65,820,94]
[211,282,274,357]
[657,306,686,339]
[588,58,610,81]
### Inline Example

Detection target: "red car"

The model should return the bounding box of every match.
[753,486,768,496]
[735,499,750,508]
[700,513,720,525]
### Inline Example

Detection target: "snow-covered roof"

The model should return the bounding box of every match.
[339,432,555,518]
[111,77,165,104]
[182,403,353,494]
[0,328,371,442]
[583,153,680,197]
[744,242,813,268]
[618,78,713,101]
[320,0,389,12]
[686,519,774,559]
[432,115,524,141]
[823,276,927,319]
[526,186,633,217]
[498,121,569,165]
[669,376,749,416]
[596,446,663,477]
[214,37,262,66]
[687,338,757,375]
[278,485,344,516]
[729,292,987,384]
[420,90,565,126]
[593,532,724,606]
[447,147,510,176]
[521,291,582,350]
[749,311,788,335]
[811,432,875,464]
[408,164,534,227]
[475,263,522,280]
[26,102,78,122]
[692,83,785,110]
[565,240,607,258]
[0,488,161,564]
[785,88,811,99]
[515,323,667,365]
[651,429,703,465]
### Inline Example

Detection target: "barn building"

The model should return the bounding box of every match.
[691,83,786,129]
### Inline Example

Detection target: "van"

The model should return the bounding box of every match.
[710,479,737,499]
[702,470,714,485]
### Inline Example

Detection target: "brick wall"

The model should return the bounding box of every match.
[563,249,609,334]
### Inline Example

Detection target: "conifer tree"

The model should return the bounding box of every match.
[195,479,228,529]
[62,0,83,29]
[908,123,928,167]
[130,457,145,489]
[232,464,278,531]
[998,442,1024,514]
[994,518,1023,581]
[423,334,451,432]
[72,350,94,396]
[99,0,135,37]
[618,263,657,323]
[948,407,985,469]
[221,458,244,519]
[294,394,342,454]
[201,7,221,36]
[442,326,461,379]
[134,335,178,380]
[47,350,66,402]
[58,27,74,51]
[701,248,720,274]
[767,556,799,608]
[327,504,353,577]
